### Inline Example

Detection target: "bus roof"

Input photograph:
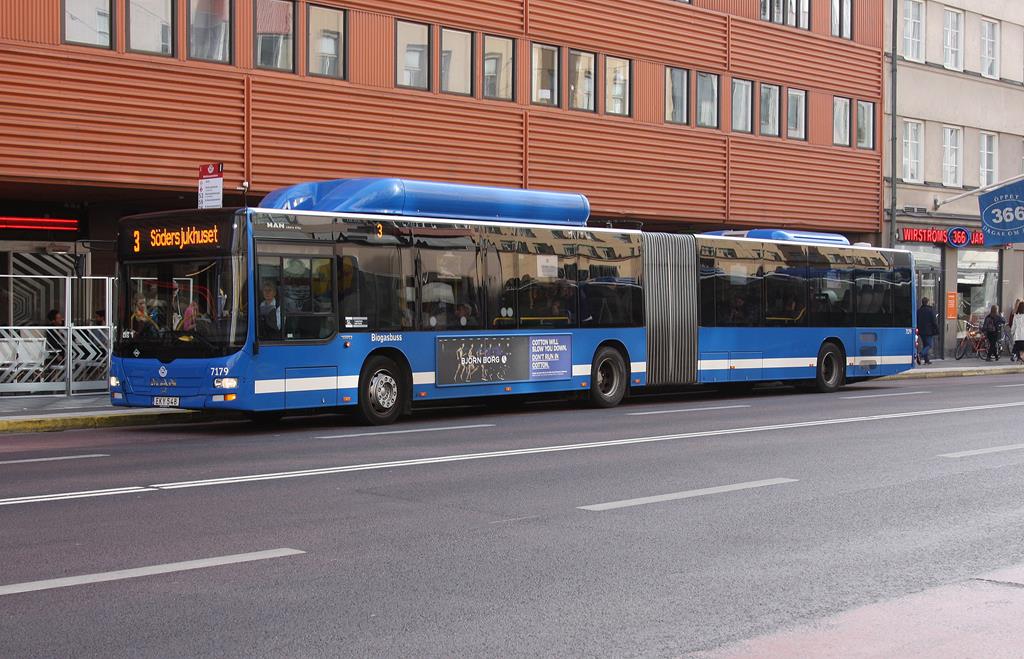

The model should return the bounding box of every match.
[701,229,851,245]
[259,178,591,227]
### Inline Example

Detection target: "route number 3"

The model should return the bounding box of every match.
[990,207,1024,224]
[376,223,383,238]
[132,230,140,253]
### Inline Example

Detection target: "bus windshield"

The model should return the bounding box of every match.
[115,256,248,360]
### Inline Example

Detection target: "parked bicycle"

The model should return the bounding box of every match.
[954,321,989,360]
[955,321,1017,361]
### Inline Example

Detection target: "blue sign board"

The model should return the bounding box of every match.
[979,179,1024,246]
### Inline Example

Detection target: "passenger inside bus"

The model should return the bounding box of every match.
[258,281,283,339]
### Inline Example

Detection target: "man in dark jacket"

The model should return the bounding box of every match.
[917,297,940,365]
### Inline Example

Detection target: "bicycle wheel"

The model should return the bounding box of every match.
[954,337,968,360]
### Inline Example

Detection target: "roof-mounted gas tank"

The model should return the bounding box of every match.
[702,229,851,245]
[258,178,590,226]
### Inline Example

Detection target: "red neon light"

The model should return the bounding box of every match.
[0,217,78,232]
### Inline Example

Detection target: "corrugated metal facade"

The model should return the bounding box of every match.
[0,0,884,234]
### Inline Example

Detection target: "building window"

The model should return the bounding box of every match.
[189,0,232,62]
[128,0,174,55]
[943,8,963,71]
[981,20,999,79]
[831,0,851,39]
[483,35,514,101]
[396,21,430,90]
[857,100,874,149]
[568,50,596,112]
[942,126,962,187]
[665,67,688,125]
[605,56,631,116]
[732,79,753,133]
[696,72,719,129]
[787,88,806,139]
[902,119,923,183]
[761,0,809,29]
[440,28,472,95]
[532,43,559,106]
[833,96,851,146]
[980,133,998,187]
[254,0,294,71]
[308,5,344,78]
[65,0,113,48]
[760,83,780,137]
[902,0,923,62]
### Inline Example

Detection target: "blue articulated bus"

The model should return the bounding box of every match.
[109,178,915,424]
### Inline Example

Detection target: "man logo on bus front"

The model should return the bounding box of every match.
[158,366,167,377]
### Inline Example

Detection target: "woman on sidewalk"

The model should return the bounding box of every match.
[1013,301,1024,362]
[983,305,1005,361]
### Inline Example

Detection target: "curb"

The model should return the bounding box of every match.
[0,409,240,434]
[884,367,1023,380]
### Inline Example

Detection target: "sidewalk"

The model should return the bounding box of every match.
[0,358,1019,434]
[0,394,236,435]
[888,356,1024,379]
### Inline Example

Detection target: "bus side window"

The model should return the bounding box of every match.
[257,257,283,340]
[339,243,414,331]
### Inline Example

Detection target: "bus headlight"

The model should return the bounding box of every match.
[214,377,238,389]
[109,376,120,388]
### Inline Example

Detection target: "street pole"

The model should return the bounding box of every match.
[889,0,899,249]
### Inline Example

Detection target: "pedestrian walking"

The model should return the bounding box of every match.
[1013,301,1024,362]
[916,297,940,365]
[982,304,1005,361]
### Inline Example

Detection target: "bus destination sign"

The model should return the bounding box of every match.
[140,225,220,252]
[119,216,236,258]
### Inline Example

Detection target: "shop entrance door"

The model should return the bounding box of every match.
[906,244,944,359]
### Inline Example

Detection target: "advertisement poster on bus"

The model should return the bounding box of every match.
[436,335,572,385]
[979,179,1024,246]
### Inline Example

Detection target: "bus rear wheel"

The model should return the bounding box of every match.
[590,346,626,408]
[357,355,406,425]
[814,342,845,393]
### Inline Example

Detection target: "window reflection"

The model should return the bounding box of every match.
[189,0,232,62]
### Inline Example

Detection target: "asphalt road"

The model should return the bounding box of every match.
[2,375,1024,657]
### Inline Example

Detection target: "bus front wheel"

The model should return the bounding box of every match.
[590,346,626,408]
[814,342,845,393]
[357,355,406,425]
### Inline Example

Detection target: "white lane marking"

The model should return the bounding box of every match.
[840,391,930,400]
[939,443,1024,458]
[8,400,1024,505]
[993,383,1024,388]
[0,454,108,466]
[578,478,798,511]
[0,486,154,507]
[150,400,1024,491]
[489,515,540,525]
[316,423,495,440]
[627,404,751,416]
[0,548,305,596]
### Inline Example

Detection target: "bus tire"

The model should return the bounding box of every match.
[357,355,405,425]
[590,346,626,408]
[814,342,845,393]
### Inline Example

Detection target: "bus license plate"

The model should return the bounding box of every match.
[153,396,179,407]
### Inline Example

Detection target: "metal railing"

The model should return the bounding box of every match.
[0,275,113,396]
